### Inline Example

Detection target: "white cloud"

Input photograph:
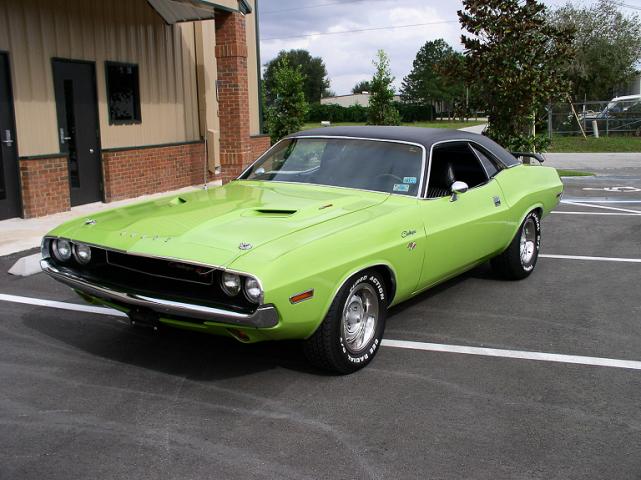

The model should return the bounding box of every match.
[259,0,579,95]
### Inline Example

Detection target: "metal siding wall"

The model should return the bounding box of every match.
[245,0,260,136]
[0,0,200,157]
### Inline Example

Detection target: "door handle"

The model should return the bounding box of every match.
[1,130,13,147]
[59,128,71,144]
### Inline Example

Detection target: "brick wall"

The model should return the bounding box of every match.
[250,135,271,161]
[102,142,208,202]
[19,156,70,218]
[215,11,253,184]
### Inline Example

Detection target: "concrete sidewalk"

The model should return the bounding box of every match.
[0,181,221,257]
[458,123,487,134]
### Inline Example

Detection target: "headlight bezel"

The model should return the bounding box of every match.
[51,238,72,262]
[220,272,242,297]
[73,243,92,265]
[243,276,263,304]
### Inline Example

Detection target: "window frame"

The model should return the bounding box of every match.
[422,140,493,200]
[238,135,428,199]
[469,143,505,179]
[104,61,142,126]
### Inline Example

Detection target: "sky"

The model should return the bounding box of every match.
[257,0,636,95]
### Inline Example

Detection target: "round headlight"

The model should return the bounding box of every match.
[221,272,241,296]
[73,243,92,264]
[52,239,72,262]
[244,277,263,304]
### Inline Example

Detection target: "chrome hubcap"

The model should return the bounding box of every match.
[520,218,537,268]
[341,284,379,354]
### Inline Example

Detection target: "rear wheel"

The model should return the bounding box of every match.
[491,210,541,280]
[303,270,387,374]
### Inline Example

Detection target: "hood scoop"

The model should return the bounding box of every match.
[252,208,298,217]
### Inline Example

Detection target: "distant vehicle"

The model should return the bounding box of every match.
[577,95,641,135]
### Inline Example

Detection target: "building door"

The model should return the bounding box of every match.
[53,60,102,206]
[0,52,21,220]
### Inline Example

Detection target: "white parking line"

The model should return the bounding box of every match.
[561,200,641,215]
[552,211,641,216]
[3,294,640,371]
[564,199,641,204]
[0,293,127,317]
[539,254,641,263]
[382,339,641,371]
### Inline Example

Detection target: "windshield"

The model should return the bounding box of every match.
[240,137,424,196]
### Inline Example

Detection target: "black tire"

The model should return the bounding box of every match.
[303,270,387,374]
[491,210,541,280]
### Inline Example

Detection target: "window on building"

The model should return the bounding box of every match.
[105,62,141,125]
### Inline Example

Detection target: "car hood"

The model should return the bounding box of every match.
[50,181,389,267]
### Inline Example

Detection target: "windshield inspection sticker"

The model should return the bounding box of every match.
[393,184,410,192]
[403,177,417,184]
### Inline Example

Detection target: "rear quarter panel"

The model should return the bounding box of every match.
[496,164,563,245]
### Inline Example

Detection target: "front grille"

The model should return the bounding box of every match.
[106,250,215,285]
[48,244,256,314]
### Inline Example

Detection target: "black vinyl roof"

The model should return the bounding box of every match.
[290,126,520,167]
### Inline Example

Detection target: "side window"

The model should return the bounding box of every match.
[471,145,503,178]
[105,62,141,125]
[426,143,489,198]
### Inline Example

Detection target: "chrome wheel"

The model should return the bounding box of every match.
[520,217,537,269]
[341,283,379,354]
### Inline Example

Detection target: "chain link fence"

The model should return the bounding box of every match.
[548,97,641,137]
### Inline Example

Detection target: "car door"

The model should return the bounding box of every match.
[417,141,512,289]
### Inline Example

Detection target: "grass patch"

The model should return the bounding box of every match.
[548,136,641,153]
[556,169,595,177]
[302,120,486,131]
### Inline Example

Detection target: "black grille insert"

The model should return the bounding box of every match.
[106,250,214,285]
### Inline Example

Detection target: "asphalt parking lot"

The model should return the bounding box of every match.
[1,164,641,479]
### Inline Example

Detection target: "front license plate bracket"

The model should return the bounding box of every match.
[127,308,161,331]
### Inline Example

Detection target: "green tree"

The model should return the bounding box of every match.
[459,0,574,151]
[550,0,641,100]
[367,50,400,126]
[264,58,308,143]
[401,39,465,112]
[264,50,330,105]
[352,80,372,94]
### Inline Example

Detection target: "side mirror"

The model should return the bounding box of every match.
[450,181,469,202]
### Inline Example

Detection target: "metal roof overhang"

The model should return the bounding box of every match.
[147,0,251,24]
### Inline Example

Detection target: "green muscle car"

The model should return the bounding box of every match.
[41,127,563,373]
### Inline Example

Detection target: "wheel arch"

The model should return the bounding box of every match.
[513,203,544,237]
[320,262,397,324]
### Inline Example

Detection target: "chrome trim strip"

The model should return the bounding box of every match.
[237,135,428,199]
[40,259,279,328]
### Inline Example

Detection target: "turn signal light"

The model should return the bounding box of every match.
[289,289,314,304]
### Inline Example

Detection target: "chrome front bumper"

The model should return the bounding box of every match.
[40,259,279,328]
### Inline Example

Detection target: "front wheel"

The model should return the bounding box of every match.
[491,210,541,280]
[303,270,387,374]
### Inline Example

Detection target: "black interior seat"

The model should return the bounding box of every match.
[426,161,455,198]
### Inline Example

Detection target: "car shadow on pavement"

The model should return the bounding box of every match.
[387,261,498,320]
[21,310,327,380]
[19,262,501,380]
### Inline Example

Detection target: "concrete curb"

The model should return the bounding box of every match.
[8,253,43,277]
